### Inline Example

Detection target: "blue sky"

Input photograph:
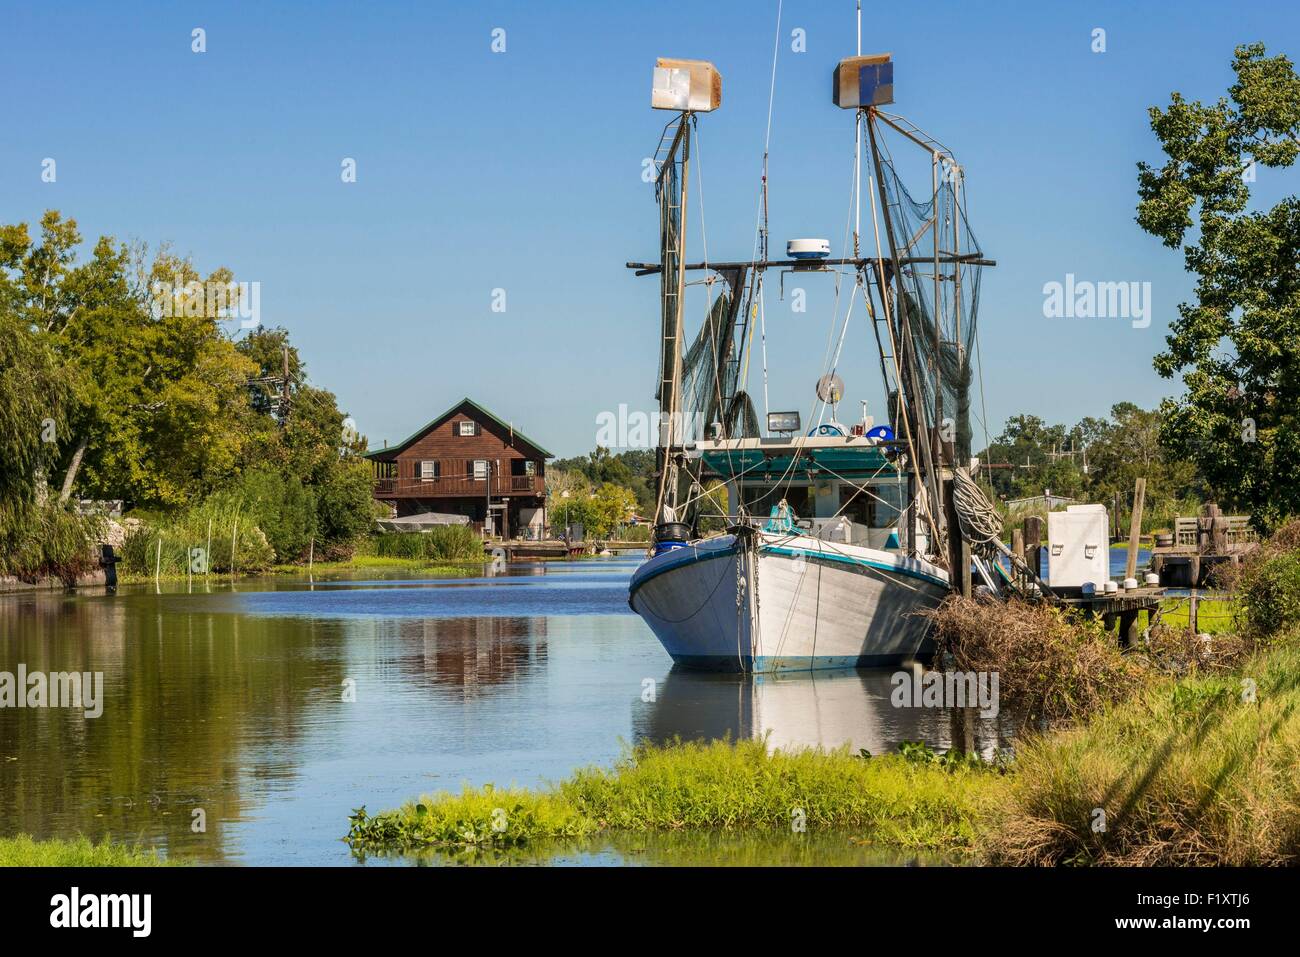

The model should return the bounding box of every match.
[2,0,1297,456]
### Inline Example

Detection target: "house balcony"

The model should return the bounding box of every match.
[373,475,544,499]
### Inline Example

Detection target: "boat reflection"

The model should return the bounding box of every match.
[634,666,1013,758]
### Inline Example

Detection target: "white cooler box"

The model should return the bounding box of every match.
[1047,504,1109,588]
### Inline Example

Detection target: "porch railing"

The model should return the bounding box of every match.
[374,475,543,497]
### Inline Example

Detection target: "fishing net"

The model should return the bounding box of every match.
[875,155,982,465]
[678,284,759,443]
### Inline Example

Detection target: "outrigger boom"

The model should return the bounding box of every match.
[626,253,995,277]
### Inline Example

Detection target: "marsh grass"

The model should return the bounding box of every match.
[121,500,274,576]
[346,738,1006,855]
[0,834,169,867]
[374,527,483,561]
[988,635,1300,866]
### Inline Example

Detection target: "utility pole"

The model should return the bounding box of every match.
[281,345,291,425]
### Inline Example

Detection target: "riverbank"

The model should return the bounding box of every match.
[346,633,1299,865]
[114,554,486,586]
[0,835,169,866]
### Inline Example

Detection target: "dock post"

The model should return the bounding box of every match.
[1188,591,1199,636]
[1011,528,1025,589]
[1118,609,1140,648]
[1023,516,1042,586]
[942,475,973,598]
[1125,477,1146,583]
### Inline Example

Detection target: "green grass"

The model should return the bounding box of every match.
[0,835,169,867]
[989,635,1300,865]
[346,738,1007,856]
[1147,596,1240,635]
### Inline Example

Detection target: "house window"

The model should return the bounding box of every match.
[471,459,489,480]
[457,420,478,437]
[419,460,439,481]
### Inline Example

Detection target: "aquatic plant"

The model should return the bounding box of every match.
[120,500,274,576]
[345,738,1005,856]
[0,834,169,867]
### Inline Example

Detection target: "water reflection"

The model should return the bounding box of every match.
[394,617,548,694]
[636,667,1013,759]
[0,592,337,863]
[378,829,956,867]
[1,557,1013,866]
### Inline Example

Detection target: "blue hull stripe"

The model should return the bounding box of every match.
[669,653,919,672]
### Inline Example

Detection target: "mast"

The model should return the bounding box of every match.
[646,57,721,544]
[655,116,690,527]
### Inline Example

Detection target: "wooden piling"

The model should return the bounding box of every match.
[942,474,973,598]
[1125,477,1146,583]
[1023,516,1042,585]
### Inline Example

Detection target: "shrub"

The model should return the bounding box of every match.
[0,502,102,583]
[229,468,316,563]
[1235,550,1300,640]
[314,458,374,546]
[921,595,1148,725]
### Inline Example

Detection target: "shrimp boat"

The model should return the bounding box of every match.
[627,25,994,672]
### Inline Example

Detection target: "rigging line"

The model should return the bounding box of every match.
[866,152,939,554]
[827,275,860,382]
[759,280,770,419]
[812,119,866,431]
[737,0,782,437]
[689,118,746,498]
[750,0,783,267]
[868,114,946,550]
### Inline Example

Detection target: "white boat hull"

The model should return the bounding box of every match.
[628,533,949,672]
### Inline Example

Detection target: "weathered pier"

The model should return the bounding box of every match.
[1150,503,1257,587]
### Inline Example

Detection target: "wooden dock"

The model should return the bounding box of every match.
[1053,585,1166,647]
[1150,503,1257,587]
[486,539,648,560]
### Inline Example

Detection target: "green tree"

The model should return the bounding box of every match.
[1137,43,1300,529]
[589,483,637,537]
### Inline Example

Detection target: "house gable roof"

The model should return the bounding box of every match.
[363,397,553,461]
